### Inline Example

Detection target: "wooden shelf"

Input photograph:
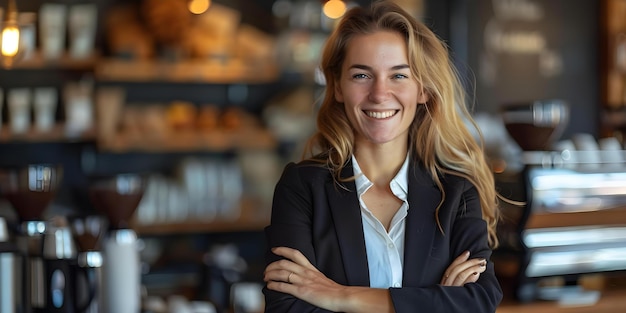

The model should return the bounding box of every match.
[2,52,281,85]
[4,51,99,70]
[132,218,269,235]
[97,127,277,153]
[0,124,96,143]
[131,199,269,235]
[95,58,280,84]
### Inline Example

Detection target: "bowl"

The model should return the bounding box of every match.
[0,164,63,221]
[88,174,145,229]
[500,99,569,151]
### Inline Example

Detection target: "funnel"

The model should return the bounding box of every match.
[88,174,145,229]
[68,215,108,252]
[0,164,62,222]
[500,100,569,151]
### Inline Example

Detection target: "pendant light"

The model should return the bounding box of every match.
[1,0,20,68]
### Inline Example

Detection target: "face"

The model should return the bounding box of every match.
[335,30,428,148]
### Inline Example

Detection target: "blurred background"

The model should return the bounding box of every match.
[0,0,625,312]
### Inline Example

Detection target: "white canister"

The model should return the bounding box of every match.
[7,88,32,134]
[33,87,57,132]
[68,4,98,59]
[39,3,67,60]
[100,229,141,313]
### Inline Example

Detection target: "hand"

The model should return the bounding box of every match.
[440,251,487,286]
[264,246,348,312]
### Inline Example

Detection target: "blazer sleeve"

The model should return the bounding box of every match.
[263,163,334,313]
[389,181,503,313]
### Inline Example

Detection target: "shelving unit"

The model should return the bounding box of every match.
[0,1,302,307]
[0,51,284,225]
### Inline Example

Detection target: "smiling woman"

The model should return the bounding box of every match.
[263,1,502,312]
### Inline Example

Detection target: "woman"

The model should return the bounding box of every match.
[263,1,502,312]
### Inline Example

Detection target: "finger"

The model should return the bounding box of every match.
[266,279,299,296]
[272,247,318,271]
[462,269,481,284]
[451,264,486,286]
[263,265,294,283]
[449,251,470,268]
[449,260,487,286]
[447,259,486,285]
[265,259,301,274]
[442,258,486,286]
[441,251,470,283]
[264,259,304,285]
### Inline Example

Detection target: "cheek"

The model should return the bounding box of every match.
[344,104,362,129]
[334,82,344,103]
[405,104,418,121]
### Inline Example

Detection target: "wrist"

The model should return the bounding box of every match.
[333,285,356,312]
[339,287,393,313]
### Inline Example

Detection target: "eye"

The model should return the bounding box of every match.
[393,73,409,79]
[352,73,369,79]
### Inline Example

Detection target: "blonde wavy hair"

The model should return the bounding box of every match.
[304,0,499,247]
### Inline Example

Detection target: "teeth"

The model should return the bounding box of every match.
[366,110,396,119]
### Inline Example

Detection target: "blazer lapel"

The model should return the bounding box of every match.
[326,161,370,287]
[403,163,442,286]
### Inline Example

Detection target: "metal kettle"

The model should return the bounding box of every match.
[0,216,23,313]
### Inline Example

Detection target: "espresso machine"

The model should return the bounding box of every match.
[88,173,145,313]
[0,164,61,312]
[494,100,626,302]
[0,164,98,313]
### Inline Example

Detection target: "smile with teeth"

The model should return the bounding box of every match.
[365,110,398,119]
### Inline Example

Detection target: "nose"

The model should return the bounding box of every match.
[368,78,391,103]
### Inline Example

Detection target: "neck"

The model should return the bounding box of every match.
[354,141,407,186]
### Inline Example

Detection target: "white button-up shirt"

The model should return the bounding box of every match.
[352,155,409,289]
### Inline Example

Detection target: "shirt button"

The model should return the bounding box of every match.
[394,282,401,287]
[388,243,394,249]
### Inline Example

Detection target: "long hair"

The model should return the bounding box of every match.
[304,0,499,248]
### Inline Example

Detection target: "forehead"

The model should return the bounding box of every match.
[343,31,409,66]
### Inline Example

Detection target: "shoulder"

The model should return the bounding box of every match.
[441,172,472,190]
[409,161,473,192]
[278,159,333,185]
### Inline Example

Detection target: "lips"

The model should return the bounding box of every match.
[364,110,398,119]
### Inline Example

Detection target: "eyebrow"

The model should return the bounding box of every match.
[349,64,410,71]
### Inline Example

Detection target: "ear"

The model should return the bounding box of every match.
[334,81,344,103]
[417,88,429,104]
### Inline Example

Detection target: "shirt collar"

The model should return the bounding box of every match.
[352,154,409,200]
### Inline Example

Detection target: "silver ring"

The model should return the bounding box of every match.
[287,272,293,284]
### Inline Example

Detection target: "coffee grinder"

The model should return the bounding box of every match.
[0,164,62,312]
[88,173,145,313]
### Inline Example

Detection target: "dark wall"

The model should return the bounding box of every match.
[448,0,600,139]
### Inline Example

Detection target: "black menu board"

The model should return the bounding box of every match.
[449,0,600,138]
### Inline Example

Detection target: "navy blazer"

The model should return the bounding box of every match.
[264,159,502,312]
